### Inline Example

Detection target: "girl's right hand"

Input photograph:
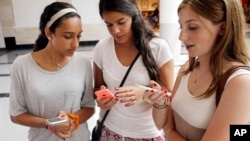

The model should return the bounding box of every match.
[95,85,117,110]
[96,97,117,110]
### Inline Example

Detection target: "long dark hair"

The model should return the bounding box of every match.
[99,0,161,83]
[33,2,80,52]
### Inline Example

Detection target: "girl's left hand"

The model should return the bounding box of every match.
[143,80,171,105]
[115,86,145,107]
[50,111,76,139]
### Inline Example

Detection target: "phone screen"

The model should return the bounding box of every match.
[47,117,67,125]
[48,117,62,122]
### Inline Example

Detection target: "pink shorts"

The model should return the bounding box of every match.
[100,126,165,141]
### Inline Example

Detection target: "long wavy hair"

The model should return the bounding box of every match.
[179,0,250,98]
[33,2,80,52]
[99,0,161,83]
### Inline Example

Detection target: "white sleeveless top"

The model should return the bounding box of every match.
[171,69,250,141]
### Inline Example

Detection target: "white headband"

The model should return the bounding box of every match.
[46,8,79,27]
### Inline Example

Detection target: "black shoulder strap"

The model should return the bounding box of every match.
[216,65,250,106]
[100,53,140,122]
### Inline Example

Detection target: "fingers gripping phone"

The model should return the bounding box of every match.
[95,89,115,100]
[47,117,67,126]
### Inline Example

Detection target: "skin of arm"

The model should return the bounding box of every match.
[159,59,175,92]
[93,62,117,110]
[10,112,70,139]
[93,63,105,93]
[10,113,47,128]
[10,107,95,139]
[201,74,250,141]
[152,59,174,129]
[75,107,95,124]
[163,68,250,141]
[162,64,189,141]
[164,105,186,141]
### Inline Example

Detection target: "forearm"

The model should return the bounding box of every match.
[75,107,95,124]
[10,112,46,128]
[152,106,167,129]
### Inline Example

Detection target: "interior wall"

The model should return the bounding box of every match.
[0,0,110,46]
[0,0,161,47]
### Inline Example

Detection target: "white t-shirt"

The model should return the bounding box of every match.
[9,52,95,141]
[93,37,173,138]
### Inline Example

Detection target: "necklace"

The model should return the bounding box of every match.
[193,68,202,84]
[43,49,61,70]
[193,57,200,84]
[193,77,198,84]
[193,68,209,84]
[193,70,198,84]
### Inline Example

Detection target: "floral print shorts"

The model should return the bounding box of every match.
[100,126,165,141]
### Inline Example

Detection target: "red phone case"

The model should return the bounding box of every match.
[95,89,115,99]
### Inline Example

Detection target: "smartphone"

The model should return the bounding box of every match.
[95,89,115,100]
[47,117,67,126]
[135,83,157,91]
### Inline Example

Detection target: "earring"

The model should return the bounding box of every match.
[219,32,224,36]
[47,37,51,40]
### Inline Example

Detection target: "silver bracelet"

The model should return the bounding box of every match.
[153,100,168,109]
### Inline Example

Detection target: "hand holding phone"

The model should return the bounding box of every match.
[95,89,115,100]
[47,117,68,126]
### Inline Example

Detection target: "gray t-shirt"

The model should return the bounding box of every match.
[9,52,95,141]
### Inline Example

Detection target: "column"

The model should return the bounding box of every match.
[159,0,182,61]
[0,21,5,48]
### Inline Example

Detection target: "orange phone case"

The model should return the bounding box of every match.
[95,89,115,99]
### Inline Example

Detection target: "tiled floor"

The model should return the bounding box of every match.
[0,46,100,141]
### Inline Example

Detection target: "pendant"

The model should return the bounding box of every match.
[56,64,61,70]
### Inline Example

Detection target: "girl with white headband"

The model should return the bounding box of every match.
[9,2,95,141]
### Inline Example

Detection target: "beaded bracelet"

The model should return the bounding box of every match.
[45,120,52,132]
[153,100,168,109]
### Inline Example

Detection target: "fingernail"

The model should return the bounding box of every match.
[153,83,157,87]
[150,89,154,93]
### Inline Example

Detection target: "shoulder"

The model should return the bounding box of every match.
[14,53,30,61]
[224,66,250,93]
[220,67,250,109]
[149,37,172,53]
[227,68,250,83]
[12,53,31,66]
[96,37,113,47]
[173,63,189,87]
[149,37,169,47]
[11,53,31,74]
[94,37,114,53]
[73,52,91,64]
[149,37,172,55]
